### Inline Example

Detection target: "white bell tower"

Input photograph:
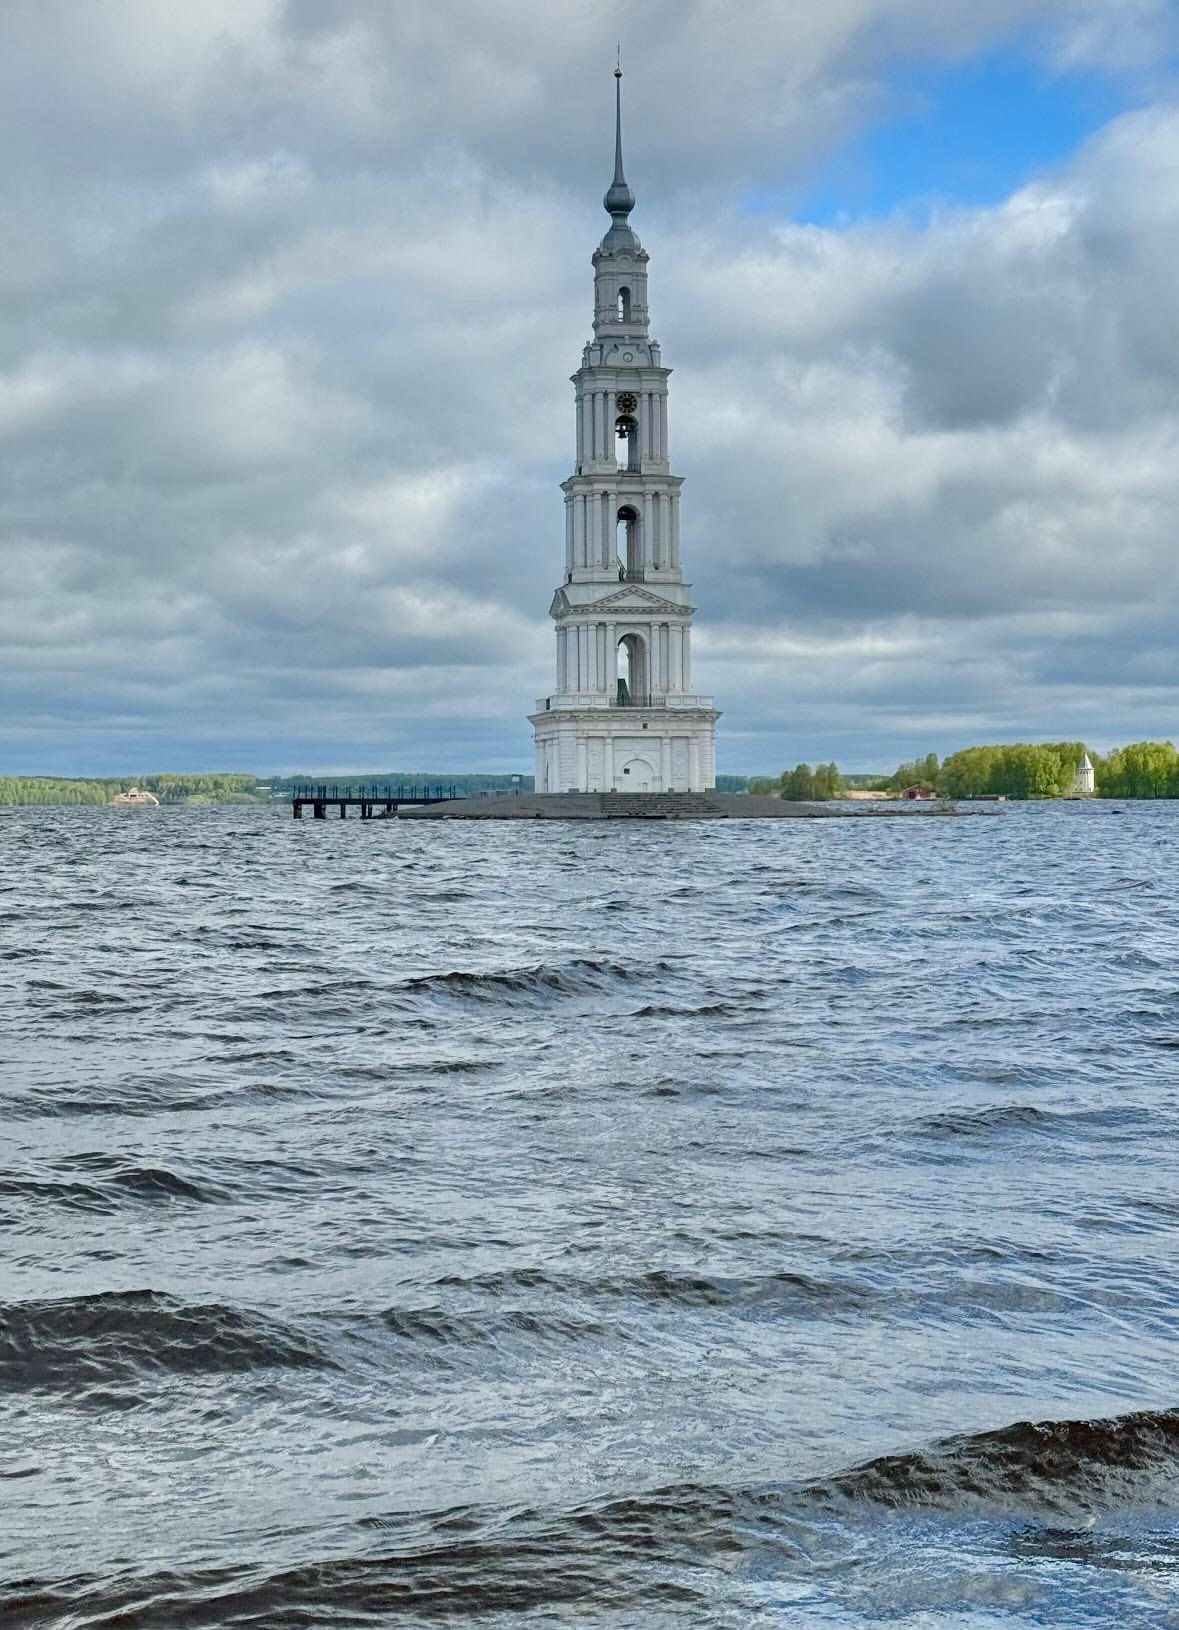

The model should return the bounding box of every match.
[530,67,719,794]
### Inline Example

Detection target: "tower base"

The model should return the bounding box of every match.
[529,703,719,793]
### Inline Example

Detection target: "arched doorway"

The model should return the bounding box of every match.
[618,755,661,792]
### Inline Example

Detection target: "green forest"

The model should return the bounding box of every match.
[743,741,1179,801]
[0,774,261,806]
[930,741,1179,799]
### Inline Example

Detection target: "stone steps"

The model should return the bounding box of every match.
[598,792,723,817]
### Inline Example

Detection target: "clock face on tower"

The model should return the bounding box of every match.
[616,391,638,414]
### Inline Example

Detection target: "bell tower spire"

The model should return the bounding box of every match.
[529,65,719,795]
[604,54,635,229]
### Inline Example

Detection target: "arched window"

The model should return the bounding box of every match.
[617,506,640,579]
[616,633,648,706]
[617,286,631,322]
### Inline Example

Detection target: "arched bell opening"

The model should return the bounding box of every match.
[615,414,639,472]
[613,417,642,475]
[616,632,649,707]
[616,505,641,580]
[617,286,632,322]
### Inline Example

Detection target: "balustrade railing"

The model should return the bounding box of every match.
[534,694,714,712]
[289,782,457,802]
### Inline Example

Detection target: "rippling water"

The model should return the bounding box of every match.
[3,802,1179,1627]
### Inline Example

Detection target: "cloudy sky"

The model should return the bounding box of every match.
[3,0,1178,776]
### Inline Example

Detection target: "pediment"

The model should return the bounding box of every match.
[583,586,691,616]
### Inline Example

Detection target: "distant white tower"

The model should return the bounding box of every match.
[530,67,719,793]
[1073,752,1096,796]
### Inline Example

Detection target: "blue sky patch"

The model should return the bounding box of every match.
[754,51,1132,225]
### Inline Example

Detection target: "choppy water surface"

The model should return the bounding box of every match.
[3,803,1179,1627]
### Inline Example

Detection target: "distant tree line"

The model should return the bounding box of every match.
[0,778,113,805]
[741,741,1179,803]
[806,742,1179,800]
[748,763,846,801]
[1094,742,1179,799]
[934,741,1179,799]
[8,745,1179,806]
[0,774,261,806]
[0,769,752,805]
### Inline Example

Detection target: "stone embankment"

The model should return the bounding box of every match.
[398,792,964,821]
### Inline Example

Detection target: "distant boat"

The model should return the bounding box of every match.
[111,787,160,807]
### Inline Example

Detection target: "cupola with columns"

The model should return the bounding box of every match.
[529,65,719,794]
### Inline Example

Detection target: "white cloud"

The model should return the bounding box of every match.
[0,1,1176,773]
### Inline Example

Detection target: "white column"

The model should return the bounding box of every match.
[671,494,681,569]
[682,625,692,691]
[557,627,566,690]
[576,396,584,466]
[598,623,608,692]
[643,492,655,569]
[565,498,573,573]
[659,393,668,461]
[603,491,613,568]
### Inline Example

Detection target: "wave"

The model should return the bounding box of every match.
[2,1079,306,1119]
[1,1530,701,1628]
[431,1266,865,1313]
[0,1291,337,1389]
[817,1405,1179,1513]
[400,958,668,1003]
[916,1103,1150,1140]
[0,1162,221,1210]
[632,1001,745,1018]
[374,1303,608,1360]
[14,1405,1176,1625]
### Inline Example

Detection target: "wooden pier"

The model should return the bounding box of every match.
[291,782,457,819]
